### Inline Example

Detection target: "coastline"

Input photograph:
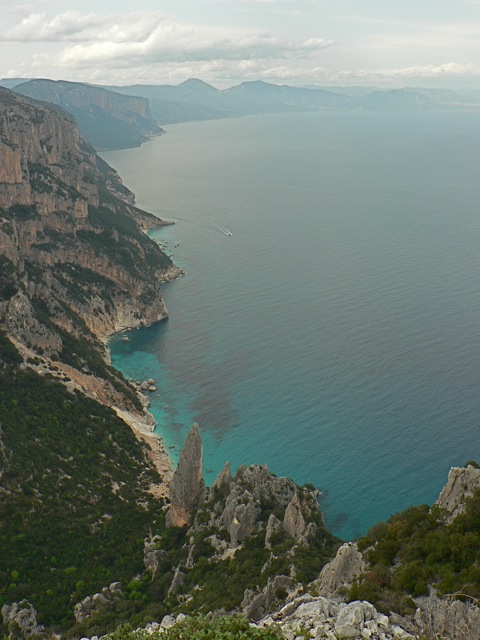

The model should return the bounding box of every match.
[103,256,185,499]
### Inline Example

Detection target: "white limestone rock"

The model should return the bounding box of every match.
[435,465,480,520]
[311,542,367,599]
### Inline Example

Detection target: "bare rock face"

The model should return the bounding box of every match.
[143,535,165,578]
[242,575,299,622]
[73,583,123,624]
[259,596,414,640]
[166,424,205,527]
[283,493,307,541]
[435,465,480,520]
[310,542,367,599]
[211,460,232,491]
[0,86,180,418]
[14,79,163,151]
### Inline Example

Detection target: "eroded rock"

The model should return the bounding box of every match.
[166,424,205,527]
[435,465,480,520]
[311,542,367,599]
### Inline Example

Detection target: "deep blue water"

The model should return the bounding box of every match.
[103,110,480,540]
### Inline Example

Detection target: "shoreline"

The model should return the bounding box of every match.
[103,256,185,499]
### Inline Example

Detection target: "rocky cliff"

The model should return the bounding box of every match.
[0,86,180,635]
[151,425,338,619]
[14,79,164,150]
[0,86,180,425]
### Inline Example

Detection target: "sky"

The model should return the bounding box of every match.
[1,0,480,89]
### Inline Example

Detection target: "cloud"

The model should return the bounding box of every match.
[2,9,334,70]
[10,10,333,70]
[2,10,171,43]
[336,62,480,81]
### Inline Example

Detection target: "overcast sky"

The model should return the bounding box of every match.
[1,0,479,88]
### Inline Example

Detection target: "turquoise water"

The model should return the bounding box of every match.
[103,110,480,540]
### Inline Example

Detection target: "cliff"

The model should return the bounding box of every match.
[0,86,182,633]
[14,79,164,150]
[0,86,181,420]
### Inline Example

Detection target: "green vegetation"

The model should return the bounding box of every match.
[0,335,164,633]
[350,494,480,614]
[108,615,283,640]
[0,255,19,300]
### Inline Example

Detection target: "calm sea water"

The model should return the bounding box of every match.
[103,110,480,540]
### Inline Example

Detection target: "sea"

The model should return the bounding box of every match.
[102,109,480,541]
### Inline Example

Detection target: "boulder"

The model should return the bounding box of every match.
[334,601,377,638]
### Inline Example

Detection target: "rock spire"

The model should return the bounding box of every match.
[166,424,205,527]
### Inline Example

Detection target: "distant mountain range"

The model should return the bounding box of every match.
[1,77,478,150]
[102,78,479,125]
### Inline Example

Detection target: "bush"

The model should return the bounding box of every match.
[108,615,283,640]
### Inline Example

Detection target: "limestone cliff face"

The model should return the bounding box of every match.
[0,86,179,416]
[166,424,205,527]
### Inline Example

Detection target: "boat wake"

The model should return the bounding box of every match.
[162,211,232,236]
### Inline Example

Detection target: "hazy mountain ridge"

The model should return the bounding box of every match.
[12,79,164,150]
[100,79,479,126]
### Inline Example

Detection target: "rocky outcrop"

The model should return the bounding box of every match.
[258,595,415,640]
[311,542,367,599]
[1,601,43,638]
[436,465,480,520]
[242,575,300,622]
[166,424,205,527]
[73,582,123,624]
[283,493,307,541]
[264,513,283,549]
[211,460,232,490]
[143,536,165,578]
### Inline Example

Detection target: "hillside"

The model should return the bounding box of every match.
[13,79,164,150]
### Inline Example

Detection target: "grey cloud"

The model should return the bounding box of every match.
[336,62,480,80]
[2,10,171,43]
